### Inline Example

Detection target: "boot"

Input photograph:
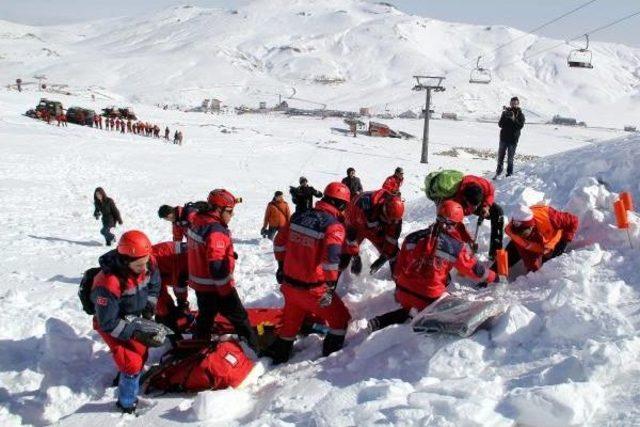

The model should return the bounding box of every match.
[322,333,345,357]
[350,255,363,275]
[265,337,294,365]
[117,372,140,413]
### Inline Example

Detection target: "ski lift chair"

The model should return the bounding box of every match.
[568,34,593,69]
[469,56,491,84]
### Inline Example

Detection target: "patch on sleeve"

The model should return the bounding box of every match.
[95,296,108,306]
[215,240,225,249]
[224,352,238,366]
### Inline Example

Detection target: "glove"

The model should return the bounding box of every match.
[475,282,488,289]
[261,228,268,238]
[130,318,170,347]
[94,214,100,220]
[141,300,156,320]
[118,220,123,225]
[319,281,337,308]
[350,254,363,275]
[233,251,238,260]
[338,254,352,271]
[552,239,569,258]
[370,255,388,275]
[470,242,479,253]
[176,299,190,312]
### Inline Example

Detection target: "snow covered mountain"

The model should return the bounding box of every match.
[1,0,639,127]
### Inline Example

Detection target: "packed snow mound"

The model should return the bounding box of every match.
[1,0,640,126]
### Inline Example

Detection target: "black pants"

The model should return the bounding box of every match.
[496,141,518,176]
[195,289,258,351]
[369,308,410,331]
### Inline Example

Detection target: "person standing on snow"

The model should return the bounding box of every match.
[495,204,578,275]
[495,96,525,179]
[91,230,166,413]
[94,187,123,246]
[261,191,291,240]
[158,204,188,242]
[447,175,504,259]
[367,201,497,333]
[289,176,323,214]
[340,189,404,276]
[164,126,170,140]
[341,167,363,200]
[382,167,404,195]
[184,189,258,351]
[266,182,352,364]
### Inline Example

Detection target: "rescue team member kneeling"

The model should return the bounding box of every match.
[266,182,352,364]
[185,189,259,352]
[91,230,168,414]
[367,201,497,333]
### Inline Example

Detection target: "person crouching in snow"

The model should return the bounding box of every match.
[367,200,497,333]
[498,204,578,274]
[91,230,166,414]
[94,187,123,246]
[266,182,352,364]
[261,191,291,240]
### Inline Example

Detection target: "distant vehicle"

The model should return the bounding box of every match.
[624,125,637,132]
[102,106,137,120]
[441,112,458,121]
[66,107,96,126]
[551,115,578,126]
[36,98,64,117]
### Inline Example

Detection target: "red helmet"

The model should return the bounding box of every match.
[384,197,405,221]
[437,200,465,224]
[324,182,351,204]
[117,230,152,258]
[207,189,240,208]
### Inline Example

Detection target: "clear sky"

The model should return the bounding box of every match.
[0,0,638,47]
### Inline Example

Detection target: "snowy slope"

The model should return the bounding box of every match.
[1,0,640,127]
[1,82,639,426]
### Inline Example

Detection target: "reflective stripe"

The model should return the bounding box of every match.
[366,221,380,228]
[329,328,346,336]
[110,319,128,338]
[290,223,324,239]
[273,245,286,252]
[322,263,339,271]
[189,274,232,286]
[385,236,398,245]
[435,250,457,262]
[186,229,205,244]
[174,241,183,253]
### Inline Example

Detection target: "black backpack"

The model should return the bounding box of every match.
[78,267,102,315]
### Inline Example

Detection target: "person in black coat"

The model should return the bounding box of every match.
[289,177,323,213]
[495,96,526,179]
[94,187,123,246]
[341,167,363,200]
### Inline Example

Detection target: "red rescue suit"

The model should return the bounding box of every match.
[344,189,401,259]
[152,241,188,318]
[274,201,351,338]
[394,224,496,311]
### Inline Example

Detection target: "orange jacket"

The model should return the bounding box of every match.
[263,200,290,229]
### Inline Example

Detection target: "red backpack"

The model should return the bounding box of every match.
[144,338,254,393]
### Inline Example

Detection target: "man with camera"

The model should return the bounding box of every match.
[495,96,525,179]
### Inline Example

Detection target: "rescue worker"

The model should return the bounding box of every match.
[261,191,291,240]
[289,176,323,214]
[340,189,404,276]
[91,230,166,413]
[184,189,258,351]
[93,115,99,128]
[94,187,123,246]
[382,167,404,194]
[266,182,352,364]
[158,204,188,241]
[498,204,578,274]
[367,201,497,332]
[127,120,132,133]
[97,115,102,129]
[341,167,363,200]
[449,175,504,259]
[164,126,170,140]
[151,241,190,333]
[109,117,115,131]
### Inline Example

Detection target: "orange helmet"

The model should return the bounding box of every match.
[324,182,351,204]
[384,197,405,221]
[117,230,152,258]
[207,189,240,209]
[437,200,464,224]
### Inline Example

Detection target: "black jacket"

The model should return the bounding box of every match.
[94,197,122,228]
[499,108,525,144]
[290,185,323,213]
[341,176,363,199]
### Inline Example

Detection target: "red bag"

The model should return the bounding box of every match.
[145,339,254,393]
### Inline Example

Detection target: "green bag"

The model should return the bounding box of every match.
[424,170,464,201]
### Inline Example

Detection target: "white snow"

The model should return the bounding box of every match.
[1,1,640,425]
